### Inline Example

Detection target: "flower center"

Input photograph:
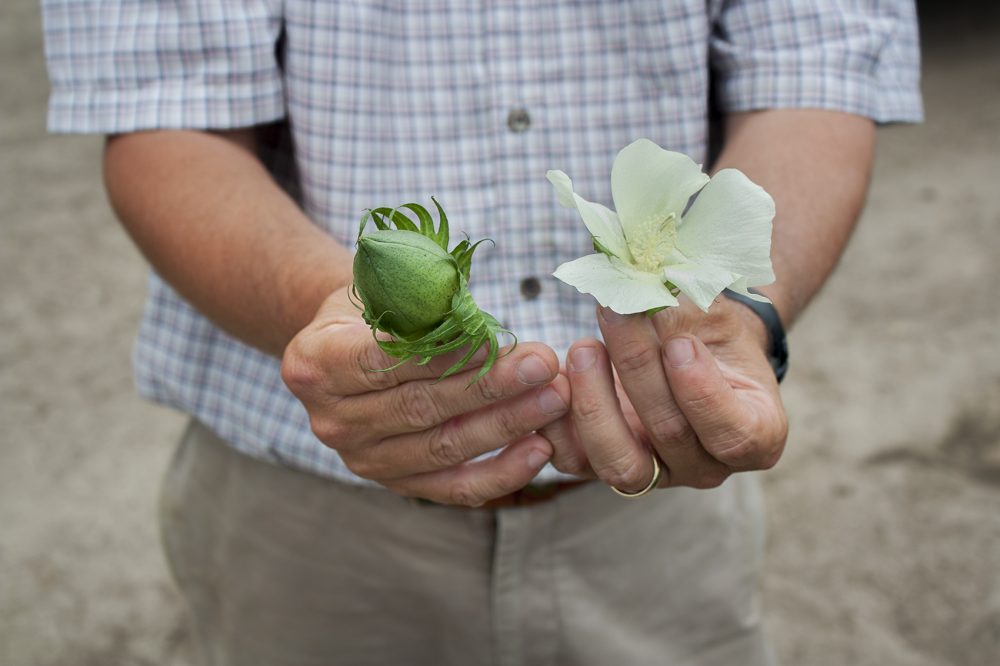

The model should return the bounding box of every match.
[626,212,678,273]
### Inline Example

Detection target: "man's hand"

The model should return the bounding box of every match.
[539,110,874,492]
[542,297,787,491]
[282,287,571,506]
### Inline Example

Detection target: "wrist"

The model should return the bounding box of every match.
[732,300,770,351]
[723,288,789,383]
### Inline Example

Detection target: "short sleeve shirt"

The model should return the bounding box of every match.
[42,0,923,484]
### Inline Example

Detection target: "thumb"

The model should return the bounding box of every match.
[662,335,758,467]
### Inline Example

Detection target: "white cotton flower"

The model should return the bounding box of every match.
[548,138,775,314]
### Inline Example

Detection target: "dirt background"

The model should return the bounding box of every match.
[2,1,998,664]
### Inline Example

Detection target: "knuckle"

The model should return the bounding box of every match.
[748,407,787,471]
[613,342,660,375]
[553,455,591,479]
[341,453,378,480]
[394,382,446,431]
[280,343,321,395]
[472,372,507,403]
[756,454,777,472]
[716,411,787,471]
[601,453,647,491]
[758,444,784,471]
[644,410,693,446]
[711,429,758,467]
[682,385,719,416]
[573,394,606,424]
[356,343,398,391]
[428,421,468,468]
[447,480,485,508]
[308,414,349,447]
[774,417,790,449]
[493,407,527,443]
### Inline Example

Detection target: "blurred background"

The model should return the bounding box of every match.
[2,1,998,664]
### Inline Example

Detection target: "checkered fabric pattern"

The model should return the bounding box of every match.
[43,0,922,484]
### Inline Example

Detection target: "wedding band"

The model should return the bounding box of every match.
[610,452,663,499]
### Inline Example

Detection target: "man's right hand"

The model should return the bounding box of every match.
[281,287,570,506]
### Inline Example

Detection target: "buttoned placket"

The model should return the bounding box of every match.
[490,6,545,310]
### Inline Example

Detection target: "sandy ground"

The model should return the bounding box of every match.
[2,2,998,665]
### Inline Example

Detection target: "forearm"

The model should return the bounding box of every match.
[712,109,876,328]
[103,129,353,356]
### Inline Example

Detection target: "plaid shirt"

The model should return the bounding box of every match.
[43,0,922,484]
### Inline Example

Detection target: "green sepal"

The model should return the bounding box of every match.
[369,207,419,233]
[365,284,514,386]
[451,238,494,282]
[359,198,452,252]
[396,201,449,251]
[430,197,450,250]
[592,236,617,258]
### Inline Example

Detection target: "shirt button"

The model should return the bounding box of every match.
[507,108,531,133]
[520,276,542,300]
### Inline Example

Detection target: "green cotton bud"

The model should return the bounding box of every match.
[351,199,514,383]
[353,230,460,339]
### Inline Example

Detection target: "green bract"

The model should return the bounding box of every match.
[352,198,512,383]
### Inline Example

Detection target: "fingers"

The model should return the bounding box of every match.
[383,434,554,507]
[282,287,573,491]
[663,335,785,470]
[540,413,594,479]
[599,307,729,488]
[281,286,462,398]
[566,339,656,493]
[283,319,497,399]
[352,374,570,479]
[536,369,593,478]
[332,342,561,442]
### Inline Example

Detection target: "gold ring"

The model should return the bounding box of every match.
[610,452,663,499]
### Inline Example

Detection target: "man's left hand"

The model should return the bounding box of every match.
[542,296,788,491]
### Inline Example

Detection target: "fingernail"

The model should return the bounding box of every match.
[600,307,626,324]
[537,386,567,415]
[517,354,551,385]
[527,448,551,470]
[665,337,695,368]
[569,347,597,372]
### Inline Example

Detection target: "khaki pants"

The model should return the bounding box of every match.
[160,421,775,666]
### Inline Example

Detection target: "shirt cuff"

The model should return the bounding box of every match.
[715,65,924,125]
[47,75,286,134]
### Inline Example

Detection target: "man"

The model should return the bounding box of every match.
[43,1,921,664]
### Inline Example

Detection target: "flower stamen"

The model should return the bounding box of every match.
[626,212,678,273]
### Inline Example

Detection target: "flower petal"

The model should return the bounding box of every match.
[676,168,775,285]
[727,276,772,303]
[662,262,737,312]
[547,170,630,260]
[546,169,577,209]
[611,139,710,239]
[554,254,678,314]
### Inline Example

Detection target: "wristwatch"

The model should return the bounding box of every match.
[722,289,789,383]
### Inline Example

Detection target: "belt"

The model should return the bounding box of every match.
[479,480,591,509]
